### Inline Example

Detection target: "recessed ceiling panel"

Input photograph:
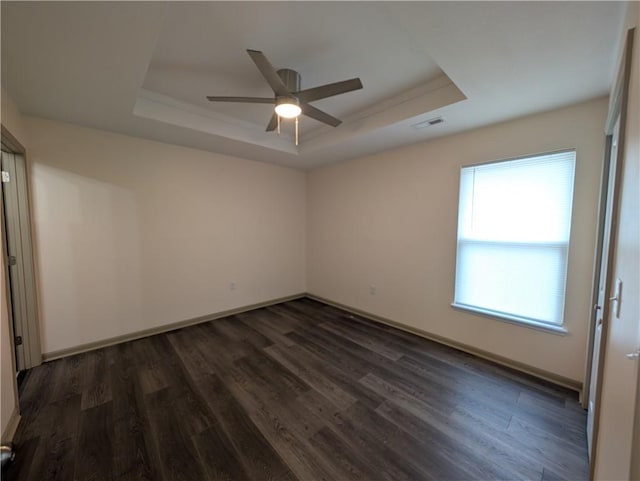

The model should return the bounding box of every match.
[1,1,625,168]
[143,2,447,128]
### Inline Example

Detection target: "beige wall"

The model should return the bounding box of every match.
[594,4,640,479]
[307,97,608,383]
[0,86,26,439]
[25,117,306,355]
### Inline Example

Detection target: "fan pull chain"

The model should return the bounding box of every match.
[277,115,280,135]
[295,117,299,146]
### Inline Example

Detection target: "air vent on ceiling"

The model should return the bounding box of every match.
[412,116,445,130]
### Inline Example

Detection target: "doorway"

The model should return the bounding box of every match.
[1,128,41,372]
[583,26,637,478]
[586,116,619,457]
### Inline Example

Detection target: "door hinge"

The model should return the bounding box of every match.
[14,336,22,346]
[1,171,9,183]
[8,255,16,266]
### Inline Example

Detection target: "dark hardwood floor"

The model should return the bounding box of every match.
[4,298,588,480]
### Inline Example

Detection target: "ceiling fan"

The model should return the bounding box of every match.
[206,49,363,143]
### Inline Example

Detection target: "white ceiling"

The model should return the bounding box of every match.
[1,1,625,169]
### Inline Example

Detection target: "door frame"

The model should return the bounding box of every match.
[1,124,42,371]
[584,27,635,479]
[585,120,618,457]
[582,131,613,410]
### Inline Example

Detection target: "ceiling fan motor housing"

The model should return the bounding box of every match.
[277,69,301,94]
[206,50,362,131]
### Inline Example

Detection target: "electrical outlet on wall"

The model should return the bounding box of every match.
[370,285,376,295]
[230,281,236,291]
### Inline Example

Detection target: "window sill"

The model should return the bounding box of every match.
[451,303,569,336]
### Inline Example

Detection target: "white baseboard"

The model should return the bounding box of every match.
[39,291,582,396]
[42,293,306,361]
[306,293,583,394]
[1,406,20,443]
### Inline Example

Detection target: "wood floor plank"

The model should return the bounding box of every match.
[193,322,263,368]
[226,379,337,481]
[265,304,316,329]
[264,343,357,410]
[144,387,207,481]
[286,329,372,380]
[396,352,522,408]
[252,307,299,335]
[302,318,521,437]
[111,364,157,481]
[285,331,386,410]
[230,370,324,441]
[39,437,75,481]
[234,349,311,400]
[318,304,576,402]
[74,402,114,481]
[295,321,499,421]
[344,400,460,481]
[299,390,427,481]
[50,353,85,402]
[518,390,587,428]
[308,426,384,481]
[38,395,81,481]
[192,421,251,481]
[81,349,113,410]
[237,311,297,347]
[542,467,567,481]
[506,415,588,478]
[2,436,40,481]
[319,321,405,360]
[509,414,587,459]
[5,298,588,481]
[363,373,544,480]
[165,326,217,379]
[383,356,516,430]
[212,315,274,348]
[375,400,520,480]
[17,396,80,481]
[193,372,297,480]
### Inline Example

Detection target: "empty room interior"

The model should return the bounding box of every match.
[1,1,639,480]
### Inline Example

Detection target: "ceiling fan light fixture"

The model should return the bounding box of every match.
[275,98,301,119]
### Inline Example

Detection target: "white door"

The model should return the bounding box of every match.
[586,117,620,457]
[1,150,41,370]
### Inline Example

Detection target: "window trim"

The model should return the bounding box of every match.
[459,148,576,170]
[453,149,576,334]
[450,302,568,336]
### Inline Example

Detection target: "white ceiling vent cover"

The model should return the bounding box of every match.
[412,117,445,129]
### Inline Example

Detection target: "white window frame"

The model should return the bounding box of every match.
[451,150,576,335]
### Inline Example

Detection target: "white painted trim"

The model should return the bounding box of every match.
[308,293,582,394]
[40,290,582,394]
[451,303,569,336]
[1,406,20,443]
[42,293,306,361]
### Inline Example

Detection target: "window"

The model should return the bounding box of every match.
[453,150,576,330]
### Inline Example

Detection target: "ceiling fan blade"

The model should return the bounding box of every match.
[246,49,290,97]
[296,78,363,103]
[301,104,342,127]
[266,113,278,132]
[206,96,274,104]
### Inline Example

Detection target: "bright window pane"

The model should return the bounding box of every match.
[454,151,576,326]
